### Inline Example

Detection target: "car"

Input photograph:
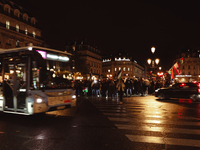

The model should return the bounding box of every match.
[155,82,200,101]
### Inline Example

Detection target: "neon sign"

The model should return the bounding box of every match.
[36,50,46,59]
[47,54,69,62]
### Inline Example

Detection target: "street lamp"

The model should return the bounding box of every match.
[147,47,160,78]
[151,47,156,54]
[147,58,160,68]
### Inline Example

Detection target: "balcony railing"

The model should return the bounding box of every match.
[0,8,41,29]
[0,22,43,41]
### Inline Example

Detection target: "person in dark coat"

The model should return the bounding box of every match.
[125,77,132,96]
[109,80,116,99]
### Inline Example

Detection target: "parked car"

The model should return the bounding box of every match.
[155,82,200,101]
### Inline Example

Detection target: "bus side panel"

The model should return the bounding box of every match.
[34,103,48,114]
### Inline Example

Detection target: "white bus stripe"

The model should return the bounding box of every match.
[126,135,200,147]
[108,117,200,126]
[115,124,200,135]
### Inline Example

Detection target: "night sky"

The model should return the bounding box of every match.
[12,0,200,71]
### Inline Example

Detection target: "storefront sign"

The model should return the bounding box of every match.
[176,75,192,77]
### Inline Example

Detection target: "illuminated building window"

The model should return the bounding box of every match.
[115,68,117,71]
[33,31,36,38]
[119,67,121,70]
[123,67,126,71]
[73,46,75,51]
[16,40,19,47]
[25,28,28,35]
[6,21,10,29]
[108,69,110,72]
[16,24,19,32]
[128,68,130,71]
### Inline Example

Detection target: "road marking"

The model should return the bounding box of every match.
[103,113,129,116]
[115,124,200,135]
[96,107,126,110]
[99,109,127,113]
[126,135,200,147]
[108,117,200,126]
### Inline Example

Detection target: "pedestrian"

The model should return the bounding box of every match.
[109,80,116,99]
[116,79,125,104]
[125,77,132,96]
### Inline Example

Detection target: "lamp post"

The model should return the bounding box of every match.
[147,47,160,79]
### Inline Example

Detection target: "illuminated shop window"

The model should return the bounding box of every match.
[6,21,10,29]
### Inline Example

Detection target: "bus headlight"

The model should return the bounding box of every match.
[35,95,45,103]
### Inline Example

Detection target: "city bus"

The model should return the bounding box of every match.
[0,46,76,115]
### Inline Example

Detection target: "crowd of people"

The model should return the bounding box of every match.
[74,77,168,98]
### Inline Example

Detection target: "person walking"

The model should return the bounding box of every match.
[125,77,132,97]
[109,80,116,99]
[116,79,125,104]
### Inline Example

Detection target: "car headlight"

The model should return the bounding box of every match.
[35,95,45,103]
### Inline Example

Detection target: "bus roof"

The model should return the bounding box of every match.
[0,46,72,56]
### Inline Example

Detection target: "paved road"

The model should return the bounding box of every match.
[0,95,200,150]
[90,95,200,150]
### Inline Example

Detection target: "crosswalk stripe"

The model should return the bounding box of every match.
[96,107,126,109]
[103,113,129,116]
[99,109,127,113]
[103,113,200,121]
[115,124,200,135]
[126,134,200,147]
[108,117,200,126]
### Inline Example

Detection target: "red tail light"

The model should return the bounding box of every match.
[198,83,200,87]
[198,88,200,93]
[180,83,185,87]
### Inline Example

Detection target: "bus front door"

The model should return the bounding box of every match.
[3,61,27,113]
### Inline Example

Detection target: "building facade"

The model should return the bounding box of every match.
[65,40,102,80]
[102,52,144,80]
[175,49,200,82]
[0,0,43,49]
